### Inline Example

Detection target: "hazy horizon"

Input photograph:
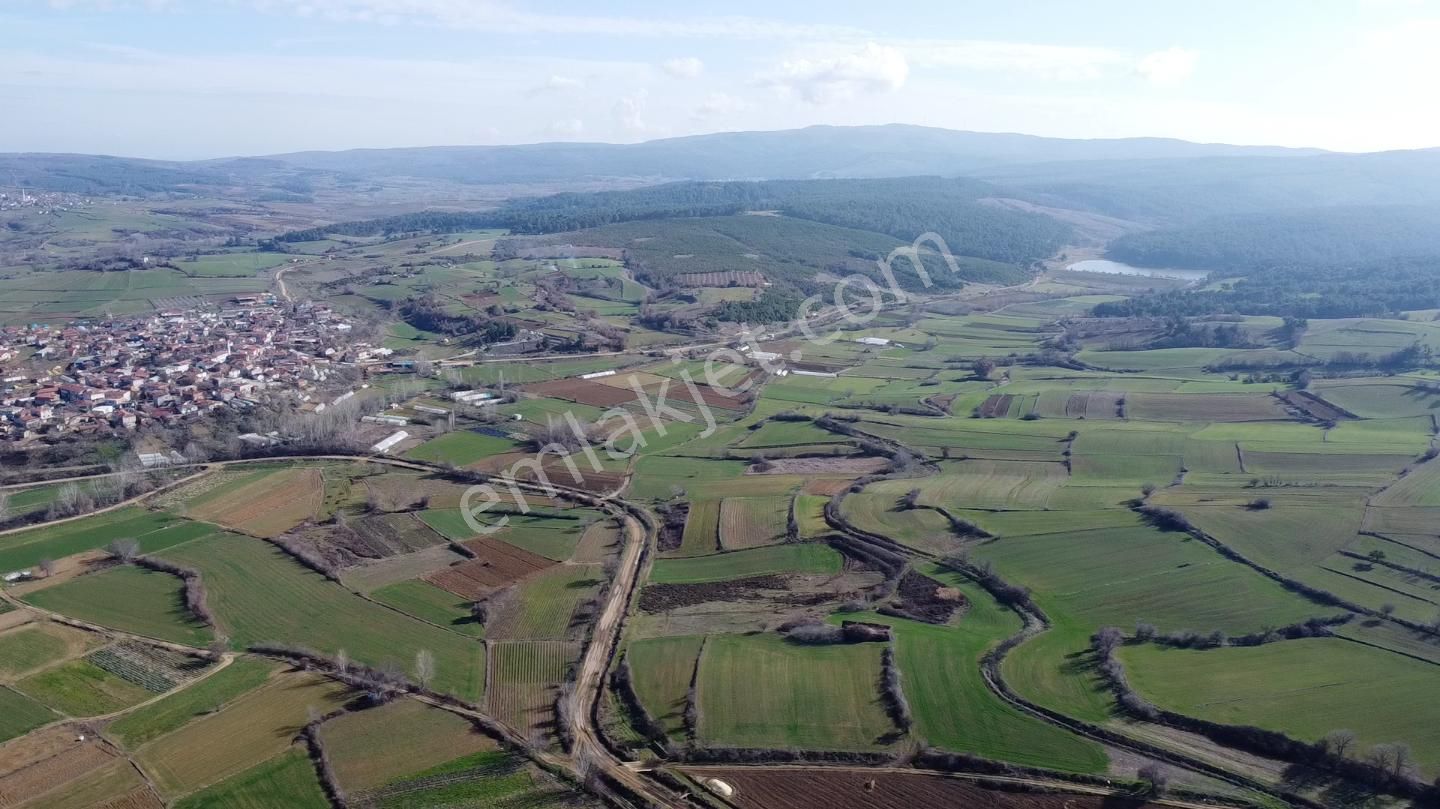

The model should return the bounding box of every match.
[5,0,1438,160]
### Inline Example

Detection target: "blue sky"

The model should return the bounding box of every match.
[2,0,1436,158]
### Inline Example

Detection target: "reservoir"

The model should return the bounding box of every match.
[1064,258,1210,281]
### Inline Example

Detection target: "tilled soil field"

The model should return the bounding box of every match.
[688,769,1157,809]
[0,731,117,809]
[525,379,641,408]
[423,535,555,599]
[746,457,888,476]
[977,393,1015,418]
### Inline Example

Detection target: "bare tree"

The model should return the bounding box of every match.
[1092,626,1125,656]
[38,558,56,578]
[414,649,435,689]
[0,492,9,524]
[1369,743,1413,778]
[106,538,140,562]
[335,649,350,674]
[207,636,229,662]
[1137,763,1169,794]
[183,441,209,465]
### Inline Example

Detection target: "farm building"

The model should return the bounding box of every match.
[362,414,409,427]
[371,430,409,454]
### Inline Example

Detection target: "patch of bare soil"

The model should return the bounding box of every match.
[655,502,689,553]
[879,569,967,624]
[7,551,110,597]
[746,457,889,476]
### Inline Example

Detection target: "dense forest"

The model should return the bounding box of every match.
[1091,257,1440,320]
[494,177,1072,266]
[272,177,1072,270]
[1106,205,1440,271]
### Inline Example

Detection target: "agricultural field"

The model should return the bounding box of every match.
[348,748,600,808]
[171,748,329,809]
[134,671,351,798]
[25,564,214,646]
[0,507,210,573]
[14,197,1440,808]
[0,621,99,681]
[484,563,603,640]
[717,496,790,550]
[0,686,55,743]
[320,698,497,793]
[649,544,843,584]
[14,658,153,717]
[158,532,485,700]
[107,657,279,749]
[694,633,895,750]
[625,635,705,739]
[180,466,324,537]
[484,640,577,738]
[404,430,519,466]
[701,768,1162,809]
[1121,639,1440,775]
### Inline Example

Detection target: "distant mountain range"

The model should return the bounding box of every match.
[6,124,1440,229]
[253,124,1325,184]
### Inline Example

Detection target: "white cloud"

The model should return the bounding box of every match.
[661,56,704,79]
[693,92,746,119]
[140,0,867,39]
[546,118,585,137]
[528,74,583,95]
[905,40,1127,81]
[1137,47,1197,86]
[613,90,648,133]
[761,42,908,104]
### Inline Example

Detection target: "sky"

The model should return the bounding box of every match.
[2,0,1438,159]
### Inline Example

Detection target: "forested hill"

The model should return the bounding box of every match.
[260,125,1320,184]
[1091,257,1440,320]
[1106,205,1440,271]
[275,177,1073,268]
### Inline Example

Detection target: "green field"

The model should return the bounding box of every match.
[626,635,705,739]
[353,749,592,808]
[649,543,843,584]
[26,564,214,646]
[489,563,602,640]
[839,571,1109,772]
[1122,639,1440,775]
[695,633,895,750]
[172,748,329,809]
[321,698,497,792]
[0,622,91,680]
[405,430,519,465]
[136,671,352,798]
[15,658,153,716]
[0,685,56,742]
[159,533,484,700]
[108,657,279,749]
[372,579,486,637]
[0,508,212,571]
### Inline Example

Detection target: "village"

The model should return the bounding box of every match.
[0,295,377,443]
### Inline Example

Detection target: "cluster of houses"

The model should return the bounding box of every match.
[0,297,374,443]
[0,188,88,213]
